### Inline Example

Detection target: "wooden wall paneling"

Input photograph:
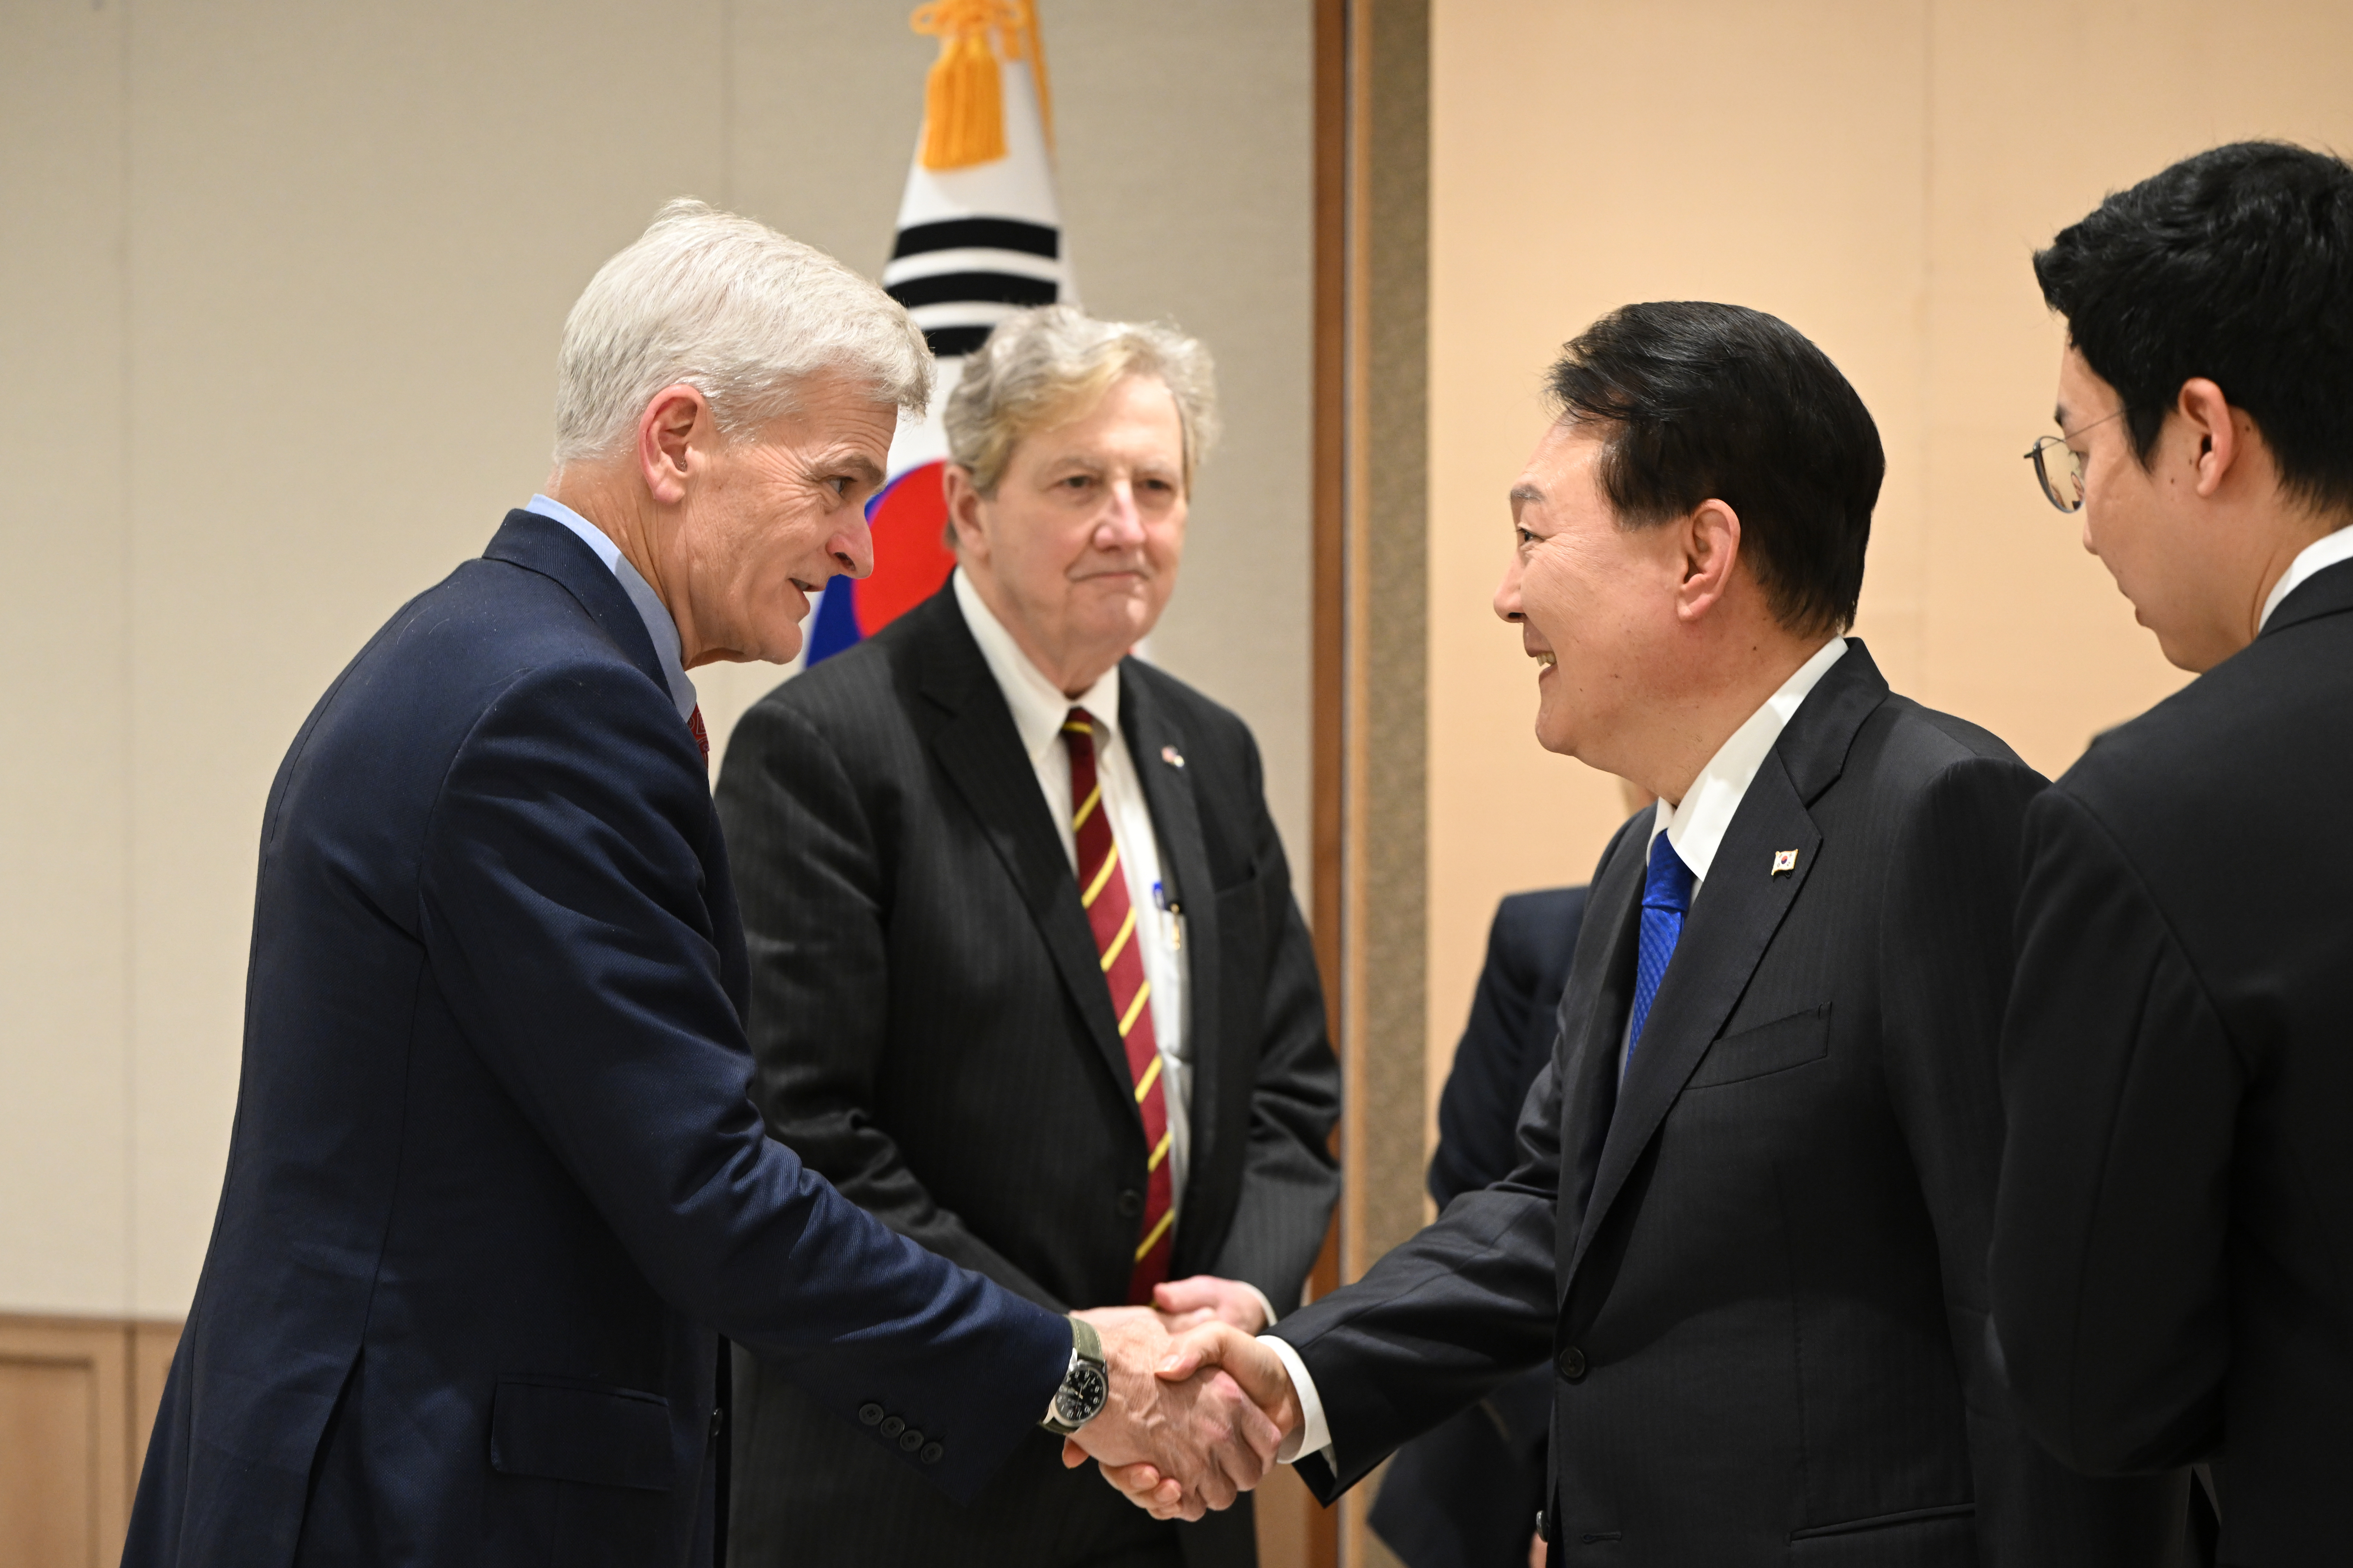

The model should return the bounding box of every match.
[0,1316,132,1568]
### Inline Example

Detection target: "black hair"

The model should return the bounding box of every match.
[1546,302,1880,636]
[2035,141,2353,516]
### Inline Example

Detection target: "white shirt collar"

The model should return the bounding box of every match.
[952,566,1123,763]
[1648,636,1849,884]
[2258,521,2353,631]
[523,493,698,722]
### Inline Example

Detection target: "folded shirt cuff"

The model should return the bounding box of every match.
[1258,1334,1332,1464]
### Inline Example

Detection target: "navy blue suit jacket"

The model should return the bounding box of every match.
[123,512,1069,1568]
[1280,645,2185,1566]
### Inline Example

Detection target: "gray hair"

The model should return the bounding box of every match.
[552,198,932,464]
[944,305,1220,495]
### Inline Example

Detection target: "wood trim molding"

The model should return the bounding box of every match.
[1317,1,1429,1563]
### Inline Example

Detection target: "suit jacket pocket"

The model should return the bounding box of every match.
[489,1375,675,1491]
[1788,1502,1975,1566]
[1687,1004,1831,1089]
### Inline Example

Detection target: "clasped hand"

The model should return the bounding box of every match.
[1059,1293,1302,1521]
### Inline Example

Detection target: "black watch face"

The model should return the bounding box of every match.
[1056,1362,1109,1426]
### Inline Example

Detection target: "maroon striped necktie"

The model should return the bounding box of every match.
[1063,706,1175,1300]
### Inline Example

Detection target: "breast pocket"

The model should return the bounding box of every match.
[1686,1003,1832,1089]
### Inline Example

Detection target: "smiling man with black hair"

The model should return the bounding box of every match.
[1991,142,2353,1567]
[1093,302,2187,1566]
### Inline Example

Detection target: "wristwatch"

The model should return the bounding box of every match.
[1041,1316,1110,1434]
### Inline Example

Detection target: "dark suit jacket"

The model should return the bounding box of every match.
[1992,559,2353,1566]
[122,513,1068,1568]
[1371,888,1588,1568]
[1275,642,2189,1566]
[713,585,1341,1568]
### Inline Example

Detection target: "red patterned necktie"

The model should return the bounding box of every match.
[688,704,710,769]
[1064,706,1175,1300]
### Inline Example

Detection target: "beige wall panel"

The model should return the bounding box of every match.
[0,4,132,1315]
[0,1318,132,1568]
[1915,0,2353,770]
[716,1,1316,868]
[122,0,726,1314]
[1425,0,2353,1123]
[1427,0,1930,1115]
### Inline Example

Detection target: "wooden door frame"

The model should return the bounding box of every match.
[1309,0,1429,1563]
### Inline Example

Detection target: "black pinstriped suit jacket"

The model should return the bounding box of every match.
[1275,642,2189,1567]
[713,585,1341,1568]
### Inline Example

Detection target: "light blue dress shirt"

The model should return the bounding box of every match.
[523,494,699,722]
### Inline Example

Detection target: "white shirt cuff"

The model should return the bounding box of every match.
[1241,1283,1279,1331]
[1258,1335,1332,1464]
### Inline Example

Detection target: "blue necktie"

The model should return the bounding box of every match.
[1626,832,1696,1069]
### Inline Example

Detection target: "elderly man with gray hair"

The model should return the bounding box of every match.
[715,303,1339,1568]
[122,208,1281,1568]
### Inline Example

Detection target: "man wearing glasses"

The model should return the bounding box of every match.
[1992,142,2353,1567]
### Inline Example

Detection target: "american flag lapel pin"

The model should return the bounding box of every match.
[1771,849,1799,876]
[1161,744,1185,769]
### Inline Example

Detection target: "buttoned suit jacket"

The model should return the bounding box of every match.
[1274,642,2188,1567]
[713,585,1341,1568]
[1992,559,2353,1567]
[121,513,1068,1568]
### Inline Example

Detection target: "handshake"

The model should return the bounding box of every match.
[1057,1277,1307,1521]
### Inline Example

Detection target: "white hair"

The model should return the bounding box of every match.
[944,305,1221,495]
[551,198,932,464]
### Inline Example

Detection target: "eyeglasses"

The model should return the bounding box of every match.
[2023,408,2128,513]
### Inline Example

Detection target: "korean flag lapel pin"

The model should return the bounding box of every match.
[1770,849,1799,876]
[1161,744,1185,769]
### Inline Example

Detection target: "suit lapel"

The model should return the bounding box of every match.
[1563,642,1890,1289]
[1554,819,1647,1263]
[915,598,1136,1106]
[1121,669,1222,1214]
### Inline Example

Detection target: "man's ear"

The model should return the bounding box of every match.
[1676,499,1743,624]
[941,463,989,561]
[2174,377,2241,501]
[637,385,709,506]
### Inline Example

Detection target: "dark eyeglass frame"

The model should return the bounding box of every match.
[2023,407,2129,513]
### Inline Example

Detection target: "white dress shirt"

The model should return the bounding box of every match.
[1264,635,1850,1465]
[2259,522,2353,631]
[953,568,1195,1220]
[524,494,699,723]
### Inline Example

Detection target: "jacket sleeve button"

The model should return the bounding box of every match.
[920,1442,944,1465]
[879,1416,906,1439]
[858,1403,885,1426]
[898,1427,925,1453]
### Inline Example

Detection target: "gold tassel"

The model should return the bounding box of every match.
[911,0,1020,171]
